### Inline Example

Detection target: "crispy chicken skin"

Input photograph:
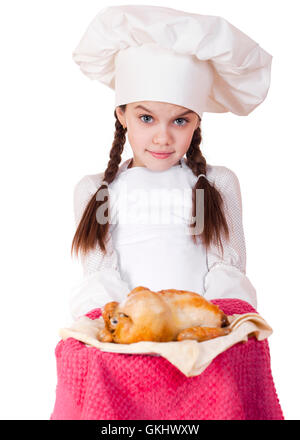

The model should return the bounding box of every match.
[98,286,231,344]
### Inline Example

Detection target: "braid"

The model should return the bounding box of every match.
[186,127,229,255]
[71,109,127,257]
[102,111,127,185]
[186,127,206,176]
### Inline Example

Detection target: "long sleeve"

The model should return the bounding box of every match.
[203,166,257,309]
[69,174,131,320]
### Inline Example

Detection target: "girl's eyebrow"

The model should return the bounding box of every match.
[133,105,193,117]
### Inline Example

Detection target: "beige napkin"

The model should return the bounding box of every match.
[59,313,272,377]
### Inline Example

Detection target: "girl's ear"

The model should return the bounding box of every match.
[115,106,126,129]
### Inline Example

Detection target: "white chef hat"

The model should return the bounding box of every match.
[72,5,273,118]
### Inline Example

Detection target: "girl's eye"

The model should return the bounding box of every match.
[174,118,188,126]
[140,115,153,123]
[139,115,189,126]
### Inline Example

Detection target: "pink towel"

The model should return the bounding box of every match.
[51,299,284,420]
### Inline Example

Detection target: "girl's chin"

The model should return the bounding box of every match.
[130,152,178,169]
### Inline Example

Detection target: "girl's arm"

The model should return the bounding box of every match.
[203,167,257,309]
[69,174,130,320]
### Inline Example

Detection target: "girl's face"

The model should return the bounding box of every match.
[116,101,200,171]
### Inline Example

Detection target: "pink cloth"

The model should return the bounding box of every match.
[51,299,284,420]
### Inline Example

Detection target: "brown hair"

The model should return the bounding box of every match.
[71,105,229,259]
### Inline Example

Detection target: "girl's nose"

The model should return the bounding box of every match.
[153,127,173,146]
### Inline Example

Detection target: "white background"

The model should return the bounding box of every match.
[0,0,299,420]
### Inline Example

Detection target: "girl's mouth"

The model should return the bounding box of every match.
[148,151,174,159]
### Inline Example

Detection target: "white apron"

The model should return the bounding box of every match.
[109,158,207,294]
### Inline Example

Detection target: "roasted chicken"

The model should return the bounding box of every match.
[98,286,231,343]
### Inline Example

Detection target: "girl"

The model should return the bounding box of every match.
[51,4,284,422]
[69,5,271,319]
